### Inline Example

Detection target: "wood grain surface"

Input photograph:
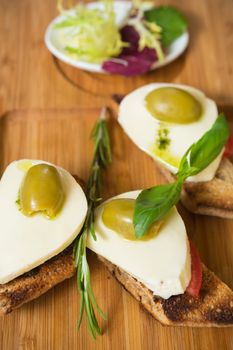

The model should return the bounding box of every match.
[0,0,233,113]
[0,108,232,350]
[0,0,233,349]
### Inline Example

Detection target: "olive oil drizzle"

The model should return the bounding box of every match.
[152,123,180,168]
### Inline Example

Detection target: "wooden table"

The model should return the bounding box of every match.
[0,0,233,349]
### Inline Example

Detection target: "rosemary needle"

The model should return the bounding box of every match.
[73,107,112,339]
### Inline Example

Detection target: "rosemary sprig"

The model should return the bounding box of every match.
[73,107,112,339]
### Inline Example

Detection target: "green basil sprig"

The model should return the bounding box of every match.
[134,113,229,238]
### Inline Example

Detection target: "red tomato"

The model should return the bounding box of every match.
[223,137,233,158]
[186,240,202,298]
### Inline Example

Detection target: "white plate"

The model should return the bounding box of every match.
[45,1,189,74]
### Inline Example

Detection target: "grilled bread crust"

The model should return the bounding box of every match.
[99,256,233,327]
[1,248,233,327]
[182,158,233,217]
[155,158,233,218]
[0,247,75,316]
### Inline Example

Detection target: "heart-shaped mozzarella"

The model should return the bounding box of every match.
[0,160,87,284]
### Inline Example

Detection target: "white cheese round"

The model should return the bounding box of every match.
[0,160,87,284]
[87,191,191,299]
[118,83,222,183]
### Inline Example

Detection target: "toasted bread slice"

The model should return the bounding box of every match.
[182,158,233,218]
[155,157,233,218]
[1,247,233,326]
[0,175,85,316]
[0,246,75,316]
[99,256,233,327]
[0,175,85,315]
[1,174,233,326]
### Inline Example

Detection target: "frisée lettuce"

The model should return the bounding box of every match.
[54,1,126,64]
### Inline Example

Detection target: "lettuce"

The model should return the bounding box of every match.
[54,1,125,64]
[127,14,164,62]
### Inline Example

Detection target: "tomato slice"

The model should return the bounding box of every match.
[223,137,233,158]
[186,240,202,298]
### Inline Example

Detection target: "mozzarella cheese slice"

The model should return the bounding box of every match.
[118,83,222,183]
[87,191,191,299]
[0,160,87,284]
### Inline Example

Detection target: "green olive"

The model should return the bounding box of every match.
[102,199,162,241]
[19,164,65,218]
[145,87,202,124]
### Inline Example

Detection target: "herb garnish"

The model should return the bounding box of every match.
[134,113,229,237]
[156,127,170,150]
[73,107,111,339]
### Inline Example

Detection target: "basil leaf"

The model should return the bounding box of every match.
[177,147,199,179]
[133,180,183,238]
[134,113,229,238]
[178,113,229,178]
[144,6,188,47]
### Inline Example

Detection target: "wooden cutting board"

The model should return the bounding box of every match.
[0,108,232,350]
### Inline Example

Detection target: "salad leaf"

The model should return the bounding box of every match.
[127,15,164,62]
[120,25,140,55]
[134,114,229,237]
[54,1,125,64]
[102,50,156,77]
[102,25,157,76]
[144,6,188,47]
